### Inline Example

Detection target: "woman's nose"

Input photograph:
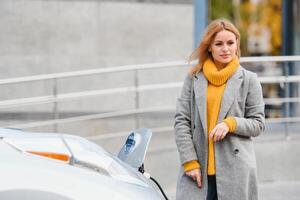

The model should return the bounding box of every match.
[222,45,229,51]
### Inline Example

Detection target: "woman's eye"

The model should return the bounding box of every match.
[215,43,222,46]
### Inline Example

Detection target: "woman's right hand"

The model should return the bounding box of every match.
[185,168,202,188]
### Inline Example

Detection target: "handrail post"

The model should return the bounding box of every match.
[134,69,140,129]
[53,78,58,132]
[283,62,290,139]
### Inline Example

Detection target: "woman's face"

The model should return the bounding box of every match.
[209,30,237,68]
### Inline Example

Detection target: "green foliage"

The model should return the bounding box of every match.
[209,0,282,56]
[210,0,234,22]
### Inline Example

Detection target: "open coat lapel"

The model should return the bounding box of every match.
[218,67,243,123]
[193,73,208,134]
[193,67,243,133]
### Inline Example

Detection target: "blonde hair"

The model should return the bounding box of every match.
[189,18,241,76]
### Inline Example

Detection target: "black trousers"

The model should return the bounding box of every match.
[206,175,218,200]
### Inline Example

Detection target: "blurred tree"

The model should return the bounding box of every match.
[210,0,234,22]
[210,0,282,56]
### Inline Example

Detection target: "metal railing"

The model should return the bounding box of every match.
[0,55,300,140]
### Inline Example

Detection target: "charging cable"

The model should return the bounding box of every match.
[139,164,169,200]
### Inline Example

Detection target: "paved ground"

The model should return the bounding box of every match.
[259,180,300,200]
[163,180,300,200]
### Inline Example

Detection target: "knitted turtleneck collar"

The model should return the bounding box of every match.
[203,57,239,86]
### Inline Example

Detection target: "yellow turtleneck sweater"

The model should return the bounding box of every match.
[183,57,239,175]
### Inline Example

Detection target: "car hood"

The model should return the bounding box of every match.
[0,128,163,199]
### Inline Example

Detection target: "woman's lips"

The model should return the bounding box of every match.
[220,54,230,58]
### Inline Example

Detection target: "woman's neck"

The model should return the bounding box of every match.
[215,61,226,71]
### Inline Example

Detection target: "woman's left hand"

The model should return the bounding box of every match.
[209,122,229,142]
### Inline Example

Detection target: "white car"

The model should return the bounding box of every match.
[0,128,165,200]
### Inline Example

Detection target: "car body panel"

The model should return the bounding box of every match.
[0,128,162,200]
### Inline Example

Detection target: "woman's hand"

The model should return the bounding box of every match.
[209,122,229,142]
[185,168,202,188]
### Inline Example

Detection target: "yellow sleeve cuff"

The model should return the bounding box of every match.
[183,160,200,172]
[223,117,237,133]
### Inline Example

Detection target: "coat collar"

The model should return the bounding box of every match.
[193,67,243,133]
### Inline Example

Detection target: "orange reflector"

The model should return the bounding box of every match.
[26,151,70,162]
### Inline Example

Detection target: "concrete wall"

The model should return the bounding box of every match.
[101,0,193,4]
[0,0,193,78]
[0,0,193,129]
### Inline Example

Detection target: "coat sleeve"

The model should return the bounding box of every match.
[174,75,198,165]
[233,73,265,137]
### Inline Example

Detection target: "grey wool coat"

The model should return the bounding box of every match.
[174,66,265,200]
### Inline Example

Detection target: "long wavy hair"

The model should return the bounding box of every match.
[189,18,241,76]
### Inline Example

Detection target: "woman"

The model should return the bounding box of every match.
[174,18,265,200]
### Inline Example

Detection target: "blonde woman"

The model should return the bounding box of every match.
[174,18,265,200]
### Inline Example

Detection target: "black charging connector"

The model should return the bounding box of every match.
[138,164,169,200]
